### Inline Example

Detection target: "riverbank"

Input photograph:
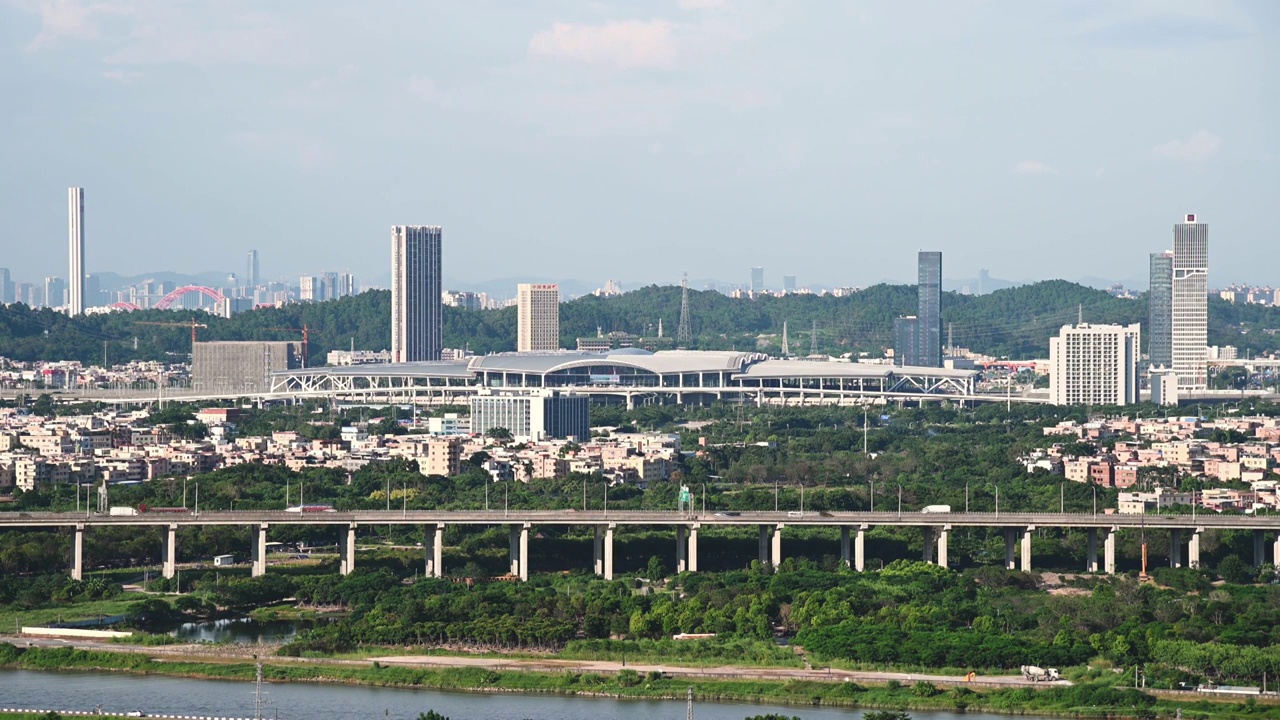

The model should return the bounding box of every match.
[2,644,1278,720]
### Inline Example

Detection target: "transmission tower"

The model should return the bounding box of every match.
[252,661,270,720]
[810,319,818,356]
[676,273,692,345]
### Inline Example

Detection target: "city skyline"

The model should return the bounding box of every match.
[1,3,1274,285]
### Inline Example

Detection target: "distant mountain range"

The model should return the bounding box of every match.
[88,270,1151,297]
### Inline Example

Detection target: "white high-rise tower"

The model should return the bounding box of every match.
[1171,214,1208,392]
[68,187,85,316]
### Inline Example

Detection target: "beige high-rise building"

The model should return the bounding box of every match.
[517,283,560,352]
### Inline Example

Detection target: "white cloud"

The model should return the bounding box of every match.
[528,20,677,70]
[407,76,438,101]
[678,0,730,10]
[25,0,131,50]
[1013,160,1052,175]
[1153,130,1222,161]
[100,67,140,82]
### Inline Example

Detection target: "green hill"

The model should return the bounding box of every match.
[0,281,1275,366]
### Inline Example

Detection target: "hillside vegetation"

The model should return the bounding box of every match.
[1,281,1276,365]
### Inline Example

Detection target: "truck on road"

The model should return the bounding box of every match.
[920,505,952,514]
[108,506,139,516]
[1020,665,1060,682]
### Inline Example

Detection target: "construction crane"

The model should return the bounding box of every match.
[259,325,310,367]
[134,319,209,347]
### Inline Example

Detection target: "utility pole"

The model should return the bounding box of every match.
[687,687,694,720]
[810,319,818,356]
[863,406,869,454]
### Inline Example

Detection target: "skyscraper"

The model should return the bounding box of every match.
[391,226,443,362]
[517,283,560,352]
[1148,251,1173,368]
[1049,323,1141,406]
[68,187,85,316]
[246,250,260,288]
[1171,214,1208,391]
[782,275,797,293]
[893,317,921,366]
[44,277,66,308]
[299,276,319,301]
[0,268,12,304]
[916,251,943,367]
[750,267,764,293]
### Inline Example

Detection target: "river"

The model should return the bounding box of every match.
[0,669,1050,720]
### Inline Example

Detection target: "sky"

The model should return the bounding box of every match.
[1,0,1277,290]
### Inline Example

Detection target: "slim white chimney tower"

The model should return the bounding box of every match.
[68,187,85,316]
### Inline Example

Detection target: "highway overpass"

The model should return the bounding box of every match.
[4,509,1276,582]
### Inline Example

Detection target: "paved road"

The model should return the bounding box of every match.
[1,634,1060,688]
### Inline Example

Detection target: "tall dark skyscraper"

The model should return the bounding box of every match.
[1148,251,1173,368]
[391,226,443,362]
[893,317,920,367]
[916,251,943,367]
[750,267,764,293]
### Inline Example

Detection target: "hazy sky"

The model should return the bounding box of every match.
[2,1,1276,289]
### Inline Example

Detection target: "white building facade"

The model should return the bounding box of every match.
[517,283,560,352]
[68,187,85,316]
[1049,323,1141,406]
[1171,214,1208,391]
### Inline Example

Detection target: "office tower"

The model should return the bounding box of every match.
[338,273,357,298]
[44,277,66,308]
[1049,323,1141,406]
[1148,251,1173,368]
[1171,214,1208,391]
[0,268,11,304]
[750,267,764,293]
[782,275,797,293]
[68,187,85,316]
[517,283,561,352]
[977,268,990,295]
[916,251,943,367]
[391,225,443,362]
[893,316,920,366]
[246,250,260,287]
[299,276,318,301]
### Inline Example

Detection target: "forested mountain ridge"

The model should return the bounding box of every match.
[1,281,1276,365]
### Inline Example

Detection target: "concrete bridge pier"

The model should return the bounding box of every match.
[1003,529,1016,570]
[161,524,177,579]
[1254,530,1266,568]
[1020,527,1034,572]
[506,523,530,581]
[840,526,850,568]
[426,523,444,578]
[772,524,784,567]
[1188,529,1202,568]
[1104,528,1117,575]
[71,523,84,581]
[604,523,615,580]
[922,526,934,563]
[1170,529,1183,568]
[593,526,604,575]
[251,523,269,577]
[339,523,357,576]
[758,524,770,565]
[1273,536,1280,572]
[676,525,688,572]
[855,525,866,572]
[936,526,950,569]
[687,524,698,572]
[1086,528,1098,573]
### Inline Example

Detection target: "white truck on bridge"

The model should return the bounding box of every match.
[920,505,952,514]
[108,506,139,516]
